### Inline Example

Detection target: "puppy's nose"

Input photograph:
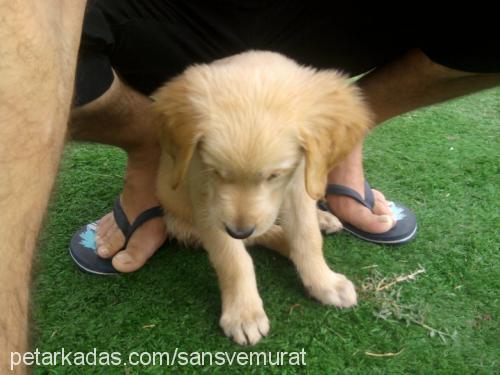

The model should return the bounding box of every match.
[225,224,255,239]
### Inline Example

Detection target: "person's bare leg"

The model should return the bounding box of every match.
[328,48,500,234]
[69,72,167,273]
[0,1,86,373]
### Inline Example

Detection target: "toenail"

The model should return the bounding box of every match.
[378,215,394,224]
[99,247,109,257]
[115,253,133,264]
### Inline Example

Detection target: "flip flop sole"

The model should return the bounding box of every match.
[69,221,118,275]
[341,201,417,245]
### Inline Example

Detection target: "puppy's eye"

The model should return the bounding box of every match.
[267,173,280,181]
[213,169,232,182]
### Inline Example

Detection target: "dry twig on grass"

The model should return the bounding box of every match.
[361,266,457,342]
[365,349,404,357]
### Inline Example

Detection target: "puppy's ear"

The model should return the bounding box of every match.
[152,73,203,190]
[300,71,373,200]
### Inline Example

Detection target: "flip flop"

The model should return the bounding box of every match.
[318,181,417,245]
[69,198,164,275]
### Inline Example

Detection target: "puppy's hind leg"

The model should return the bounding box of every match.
[317,207,343,234]
[245,225,290,258]
[247,209,342,256]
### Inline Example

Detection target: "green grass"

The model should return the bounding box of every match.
[32,88,500,374]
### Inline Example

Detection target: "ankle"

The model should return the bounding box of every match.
[120,182,159,217]
[119,147,161,211]
[328,171,365,190]
[126,141,160,164]
[327,144,365,189]
[122,166,158,198]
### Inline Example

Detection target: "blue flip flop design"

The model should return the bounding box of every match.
[69,198,164,275]
[318,181,417,245]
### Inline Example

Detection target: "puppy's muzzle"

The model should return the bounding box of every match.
[225,224,256,240]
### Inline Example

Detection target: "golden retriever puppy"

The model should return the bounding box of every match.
[153,51,372,345]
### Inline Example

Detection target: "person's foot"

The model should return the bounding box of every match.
[326,184,395,234]
[327,144,395,235]
[95,149,167,272]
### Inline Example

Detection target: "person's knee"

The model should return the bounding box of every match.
[68,70,157,148]
[414,48,482,80]
[68,71,138,141]
[71,70,122,116]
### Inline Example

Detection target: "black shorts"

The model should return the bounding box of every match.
[75,0,500,107]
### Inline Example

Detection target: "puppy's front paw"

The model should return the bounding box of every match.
[317,208,343,234]
[307,271,357,307]
[220,300,269,345]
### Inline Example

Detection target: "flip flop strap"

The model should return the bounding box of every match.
[113,198,164,248]
[125,206,164,246]
[113,198,131,237]
[325,181,375,210]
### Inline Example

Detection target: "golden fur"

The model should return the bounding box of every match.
[152,51,372,345]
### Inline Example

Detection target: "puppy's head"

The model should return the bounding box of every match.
[154,51,372,239]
